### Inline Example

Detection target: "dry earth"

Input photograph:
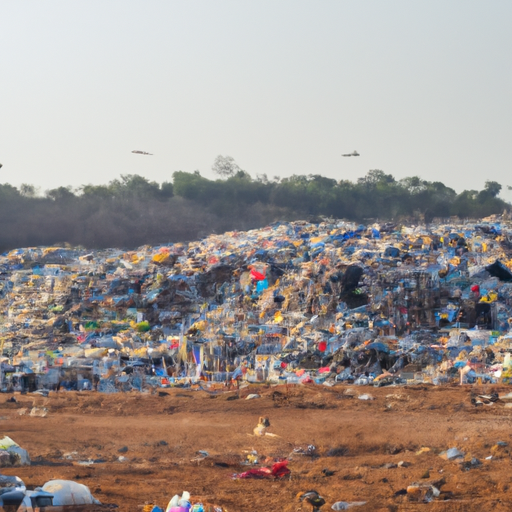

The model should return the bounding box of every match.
[1,384,512,511]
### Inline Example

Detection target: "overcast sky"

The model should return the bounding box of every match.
[1,1,511,198]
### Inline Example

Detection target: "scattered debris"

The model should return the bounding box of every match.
[0,436,30,466]
[298,490,325,511]
[439,447,464,461]
[331,501,367,510]
[406,482,440,502]
[233,460,290,479]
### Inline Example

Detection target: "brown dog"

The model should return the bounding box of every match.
[253,416,278,437]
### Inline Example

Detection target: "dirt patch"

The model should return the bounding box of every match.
[1,385,512,511]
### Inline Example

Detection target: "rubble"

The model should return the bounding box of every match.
[1,216,512,391]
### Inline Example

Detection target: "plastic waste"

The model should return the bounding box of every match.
[0,437,30,466]
[332,502,367,510]
[439,447,464,460]
[5,218,512,395]
[406,483,440,502]
[41,480,100,506]
[166,491,191,512]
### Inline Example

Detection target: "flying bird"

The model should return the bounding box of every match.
[298,490,326,512]
[342,151,359,157]
[132,150,153,155]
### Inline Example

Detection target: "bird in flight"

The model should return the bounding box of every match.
[342,150,359,157]
[132,150,153,155]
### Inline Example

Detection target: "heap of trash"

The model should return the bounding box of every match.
[2,215,512,391]
[0,436,30,467]
[0,474,101,510]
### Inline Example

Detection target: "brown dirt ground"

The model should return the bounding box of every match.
[1,384,512,511]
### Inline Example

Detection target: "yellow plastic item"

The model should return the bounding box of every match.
[274,311,283,323]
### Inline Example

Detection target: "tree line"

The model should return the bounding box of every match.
[0,159,508,252]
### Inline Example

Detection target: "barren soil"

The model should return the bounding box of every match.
[1,384,512,511]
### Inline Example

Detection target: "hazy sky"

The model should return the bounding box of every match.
[1,1,511,198]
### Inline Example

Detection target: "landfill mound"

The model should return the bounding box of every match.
[2,216,512,391]
[3,217,512,510]
[1,385,512,511]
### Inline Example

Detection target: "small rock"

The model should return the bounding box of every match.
[387,445,402,455]
[460,457,482,471]
[118,446,128,453]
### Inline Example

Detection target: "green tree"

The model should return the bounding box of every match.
[20,184,39,197]
[484,181,501,197]
[212,155,240,178]
[46,186,76,202]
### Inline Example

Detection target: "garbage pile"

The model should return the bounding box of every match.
[0,475,101,510]
[0,436,30,467]
[142,491,223,512]
[2,216,512,390]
